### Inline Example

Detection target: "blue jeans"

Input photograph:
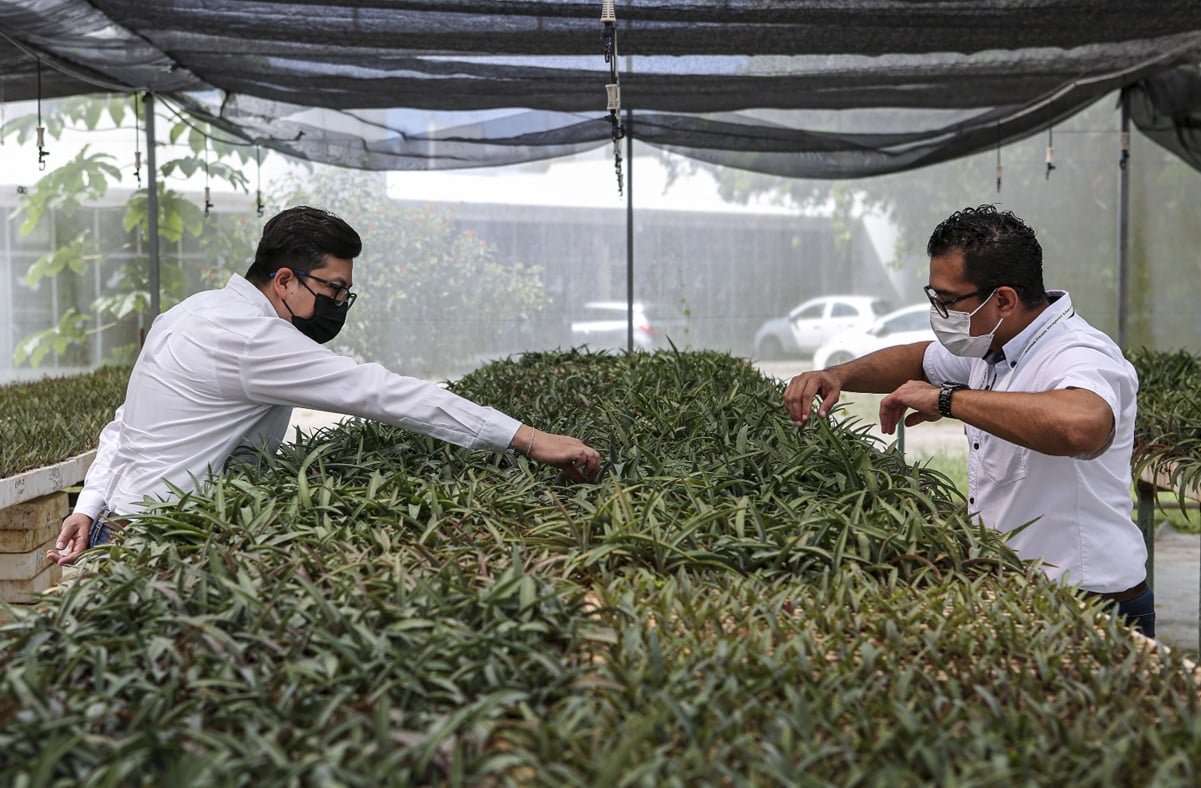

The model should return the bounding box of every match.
[87,520,112,548]
[1101,588,1156,639]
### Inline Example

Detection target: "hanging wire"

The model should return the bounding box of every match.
[601,0,625,196]
[255,144,265,217]
[133,93,143,188]
[1,70,6,145]
[994,126,1002,193]
[1045,127,1056,180]
[36,57,49,170]
[203,126,213,216]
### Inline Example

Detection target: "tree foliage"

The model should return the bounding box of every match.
[3,94,258,367]
[7,97,550,375]
[666,97,1201,352]
[280,167,549,376]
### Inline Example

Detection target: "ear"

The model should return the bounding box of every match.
[270,267,295,297]
[994,285,1022,316]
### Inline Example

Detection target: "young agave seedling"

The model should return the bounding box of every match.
[1,350,1198,785]
[0,365,130,478]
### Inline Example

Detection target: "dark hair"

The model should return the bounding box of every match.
[244,206,362,284]
[926,205,1047,309]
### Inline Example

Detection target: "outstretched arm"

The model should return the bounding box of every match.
[783,342,931,426]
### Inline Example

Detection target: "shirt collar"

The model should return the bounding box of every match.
[226,273,278,316]
[994,289,1073,369]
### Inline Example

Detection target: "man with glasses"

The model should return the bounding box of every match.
[50,206,601,564]
[782,205,1151,636]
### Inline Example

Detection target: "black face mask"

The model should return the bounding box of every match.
[284,292,347,344]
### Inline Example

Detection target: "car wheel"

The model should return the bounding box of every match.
[757,336,783,360]
[825,350,855,367]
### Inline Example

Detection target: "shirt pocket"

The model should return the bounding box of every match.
[974,432,1029,488]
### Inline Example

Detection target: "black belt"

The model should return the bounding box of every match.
[100,509,130,529]
[1091,580,1148,604]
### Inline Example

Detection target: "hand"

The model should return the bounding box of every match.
[783,369,844,426]
[879,380,942,435]
[47,513,93,566]
[521,428,602,483]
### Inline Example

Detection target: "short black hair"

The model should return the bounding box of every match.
[926,205,1047,309]
[244,206,362,285]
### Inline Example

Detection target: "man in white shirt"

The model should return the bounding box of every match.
[50,206,601,564]
[782,205,1152,636]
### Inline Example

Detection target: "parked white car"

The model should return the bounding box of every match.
[570,301,686,351]
[753,295,891,359]
[812,303,934,369]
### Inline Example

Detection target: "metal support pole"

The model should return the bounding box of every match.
[1135,479,1156,593]
[625,110,634,354]
[1116,91,1130,351]
[144,92,161,322]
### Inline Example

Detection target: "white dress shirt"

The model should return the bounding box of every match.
[74,275,521,519]
[923,291,1144,594]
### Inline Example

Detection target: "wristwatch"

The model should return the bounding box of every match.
[938,383,969,419]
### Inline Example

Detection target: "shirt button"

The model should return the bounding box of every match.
[973,443,979,449]
[969,497,975,505]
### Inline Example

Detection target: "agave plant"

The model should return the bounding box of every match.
[1129,348,1201,507]
[0,365,130,479]
[0,350,1198,785]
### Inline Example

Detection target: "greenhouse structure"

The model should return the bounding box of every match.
[1,2,1201,783]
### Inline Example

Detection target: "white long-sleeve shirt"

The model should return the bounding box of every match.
[74,275,520,518]
[923,291,1143,594]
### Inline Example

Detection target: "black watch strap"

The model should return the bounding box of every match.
[938,383,969,419]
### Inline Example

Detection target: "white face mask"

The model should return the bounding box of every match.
[929,289,1002,357]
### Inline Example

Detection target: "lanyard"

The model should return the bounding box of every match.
[991,304,1074,394]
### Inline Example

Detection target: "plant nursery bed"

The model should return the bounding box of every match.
[0,451,95,510]
[2,350,1200,785]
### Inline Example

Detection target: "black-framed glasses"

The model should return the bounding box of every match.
[295,270,357,308]
[923,285,991,319]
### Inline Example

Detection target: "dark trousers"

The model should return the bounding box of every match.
[1092,587,1156,639]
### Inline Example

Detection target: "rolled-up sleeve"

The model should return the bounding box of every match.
[1040,345,1129,460]
[922,342,972,387]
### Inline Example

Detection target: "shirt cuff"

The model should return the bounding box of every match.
[477,411,523,453]
[73,490,108,521]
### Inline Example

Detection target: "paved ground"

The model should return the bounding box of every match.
[1151,524,1201,656]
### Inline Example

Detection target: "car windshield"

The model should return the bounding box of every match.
[871,300,893,317]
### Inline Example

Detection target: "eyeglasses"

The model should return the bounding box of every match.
[294,270,357,309]
[923,285,991,319]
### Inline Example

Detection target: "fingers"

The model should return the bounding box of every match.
[528,431,602,483]
[48,515,91,565]
[878,398,899,435]
[47,536,86,565]
[559,459,598,484]
[905,411,938,428]
[880,382,943,435]
[784,372,840,426]
[564,445,602,483]
[47,547,83,566]
[817,389,840,420]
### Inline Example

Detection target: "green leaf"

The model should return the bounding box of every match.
[22,230,96,287]
[13,308,89,367]
[15,146,120,234]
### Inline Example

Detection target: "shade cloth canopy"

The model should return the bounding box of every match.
[4,1,1201,175]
